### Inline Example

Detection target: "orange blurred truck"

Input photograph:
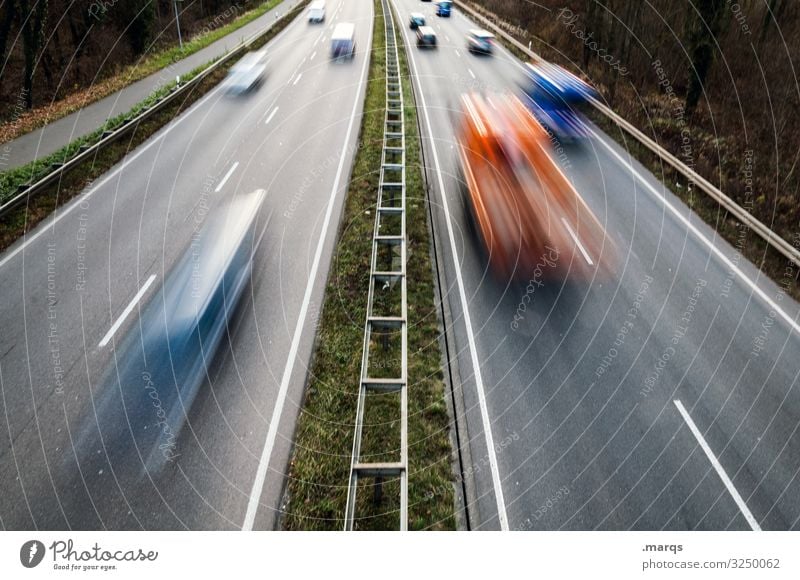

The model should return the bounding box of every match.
[456,92,611,281]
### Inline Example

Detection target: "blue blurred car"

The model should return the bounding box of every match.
[520,62,598,140]
[436,1,452,16]
[73,189,266,476]
[466,29,495,54]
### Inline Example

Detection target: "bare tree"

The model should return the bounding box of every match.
[16,0,48,108]
[684,0,727,116]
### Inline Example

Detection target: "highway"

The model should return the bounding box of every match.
[2,0,799,533]
[0,0,372,530]
[392,0,800,530]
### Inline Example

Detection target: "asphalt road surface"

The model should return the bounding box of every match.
[392,0,800,531]
[0,0,372,530]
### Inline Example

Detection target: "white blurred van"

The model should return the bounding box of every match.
[331,22,356,60]
[308,1,325,23]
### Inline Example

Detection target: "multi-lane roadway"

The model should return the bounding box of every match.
[1,0,798,532]
[0,0,372,530]
[392,0,800,531]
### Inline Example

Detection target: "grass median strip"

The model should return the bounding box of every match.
[0,1,309,253]
[281,0,456,531]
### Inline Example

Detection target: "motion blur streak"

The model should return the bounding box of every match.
[456,92,612,281]
[71,189,266,492]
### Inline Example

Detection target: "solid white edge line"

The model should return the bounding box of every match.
[310,50,317,60]
[264,107,279,125]
[215,161,239,193]
[241,10,372,531]
[485,33,800,337]
[397,0,509,530]
[292,72,303,86]
[673,400,761,531]
[592,129,800,337]
[98,274,157,348]
[560,217,594,266]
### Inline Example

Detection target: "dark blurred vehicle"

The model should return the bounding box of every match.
[72,189,267,476]
[331,22,357,60]
[520,61,598,141]
[308,0,326,23]
[466,29,494,54]
[416,26,437,48]
[436,1,452,16]
[456,93,610,280]
[409,12,425,29]
[225,50,267,94]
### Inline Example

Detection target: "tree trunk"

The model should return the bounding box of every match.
[685,0,727,116]
[17,0,48,109]
[758,0,784,48]
[0,2,17,74]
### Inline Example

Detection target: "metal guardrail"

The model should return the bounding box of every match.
[344,0,408,531]
[0,0,306,219]
[452,0,800,267]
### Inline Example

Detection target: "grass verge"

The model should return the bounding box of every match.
[0,1,309,253]
[281,0,456,531]
[0,0,285,145]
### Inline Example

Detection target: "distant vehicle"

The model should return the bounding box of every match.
[331,22,356,60]
[520,61,598,140]
[409,12,425,29]
[467,29,494,54]
[456,93,609,280]
[225,50,267,94]
[73,189,267,475]
[416,26,437,48]
[308,0,325,22]
[436,1,452,16]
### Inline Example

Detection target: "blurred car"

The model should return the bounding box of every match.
[520,61,598,140]
[467,29,494,54]
[436,1,452,16]
[73,189,267,475]
[308,0,326,22]
[331,22,356,60]
[225,50,267,94]
[409,12,425,29]
[456,93,610,280]
[416,26,437,48]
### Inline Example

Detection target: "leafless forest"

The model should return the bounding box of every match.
[1,0,248,110]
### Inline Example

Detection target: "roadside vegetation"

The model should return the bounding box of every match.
[281,0,456,531]
[0,0,284,144]
[0,1,308,252]
[463,0,800,300]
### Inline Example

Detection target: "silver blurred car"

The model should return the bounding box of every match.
[225,50,268,94]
